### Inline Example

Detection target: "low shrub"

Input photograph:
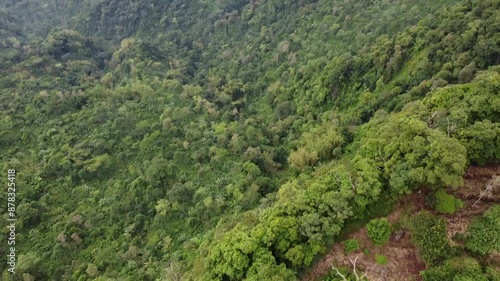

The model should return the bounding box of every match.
[344,239,360,254]
[408,211,452,266]
[421,257,489,281]
[375,254,388,266]
[366,218,391,246]
[434,188,463,214]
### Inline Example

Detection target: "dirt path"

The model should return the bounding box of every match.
[301,166,500,281]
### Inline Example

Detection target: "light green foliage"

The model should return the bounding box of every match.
[434,189,464,214]
[206,164,363,278]
[288,148,319,170]
[350,157,384,212]
[295,121,344,160]
[486,267,500,281]
[208,225,258,280]
[344,239,360,254]
[154,199,175,216]
[16,252,42,276]
[356,115,467,194]
[243,161,262,177]
[288,122,343,170]
[83,153,112,173]
[375,254,388,266]
[367,218,392,246]
[465,205,500,255]
[409,212,453,266]
[246,259,297,281]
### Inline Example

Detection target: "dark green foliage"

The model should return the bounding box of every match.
[366,218,392,246]
[409,212,453,266]
[421,257,490,281]
[363,248,370,256]
[344,239,360,254]
[465,205,500,255]
[452,232,467,243]
[0,8,24,69]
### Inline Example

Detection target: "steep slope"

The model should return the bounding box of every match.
[0,0,499,280]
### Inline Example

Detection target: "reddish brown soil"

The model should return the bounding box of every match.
[302,192,427,281]
[302,166,500,281]
[448,166,500,244]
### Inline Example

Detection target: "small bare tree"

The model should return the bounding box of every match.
[427,111,438,128]
[473,175,499,207]
[163,260,183,281]
[331,256,368,281]
[446,117,456,136]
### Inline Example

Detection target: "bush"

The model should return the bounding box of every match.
[421,257,489,281]
[366,218,391,246]
[344,239,360,254]
[363,248,370,256]
[408,212,452,266]
[434,189,464,214]
[486,267,500,280]
[465,205,500,255]
[452,232,466,242]
[375,254,388,266]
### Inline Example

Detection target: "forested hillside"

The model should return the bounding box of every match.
[0,0,499,280]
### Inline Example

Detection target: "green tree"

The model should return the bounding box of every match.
[357,115,467,194]
[208,225,259,280]
[409,212,453,266]
[465,205,500,255]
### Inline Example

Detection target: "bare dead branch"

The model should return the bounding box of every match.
[331,265,348,281]
[349,174,356,192]
[428,111,438,127]
[473,175,498,207]
[473,184,492,207]
[331,255,367,281]
[446,117,456,136]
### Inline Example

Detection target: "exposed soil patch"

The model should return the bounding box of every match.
[302,166,500,281]
[488,253,500,268]
[447,166,500,244]
[302,192,427,281]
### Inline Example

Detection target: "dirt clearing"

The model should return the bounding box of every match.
[301,166,500,281]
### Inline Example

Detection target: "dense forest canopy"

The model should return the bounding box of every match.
[0,0,499,280]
